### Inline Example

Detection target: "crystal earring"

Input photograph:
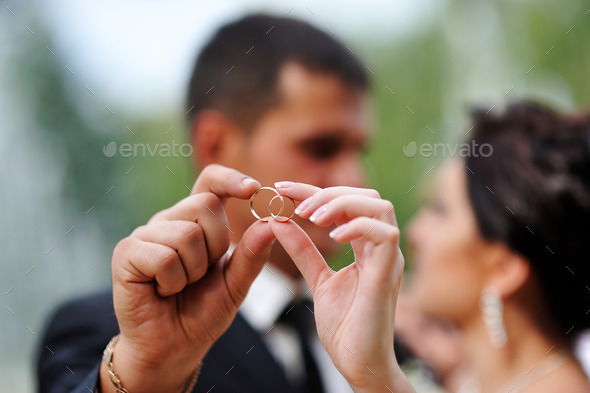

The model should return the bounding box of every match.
[480,286,507,348]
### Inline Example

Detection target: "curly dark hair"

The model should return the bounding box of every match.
[465,101,590,343]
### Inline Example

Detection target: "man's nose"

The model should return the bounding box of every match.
[329,153,366,188]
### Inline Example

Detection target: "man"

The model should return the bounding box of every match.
[37,14,372,393]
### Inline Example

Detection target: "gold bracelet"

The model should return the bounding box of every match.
[102,335,199,393]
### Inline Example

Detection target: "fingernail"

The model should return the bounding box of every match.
[274,181,295,189]
[309,204,329,222]
[329,224,348,239]
[242,177,258,186]
[295,197,312,215]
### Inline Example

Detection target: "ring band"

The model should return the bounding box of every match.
[250,187,284,222]
[249,187,295,222]
[269,194,295,222]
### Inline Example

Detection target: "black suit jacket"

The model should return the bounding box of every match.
[37,289,300,393]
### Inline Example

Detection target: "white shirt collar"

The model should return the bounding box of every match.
[240,261,309,332]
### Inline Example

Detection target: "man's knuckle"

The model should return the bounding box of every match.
[159,249,180,269]
[181,222,204,244]
[148,208,169,223]
[130,225,146,237]
[202,163,226,180]
[385,226,400,242]
[196,191,219,208]
[368,189,381,199]
[114,236,133,255]
[381,200,394,214]
[201,163,217,175]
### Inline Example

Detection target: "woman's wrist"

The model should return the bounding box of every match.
[349,365,415,393]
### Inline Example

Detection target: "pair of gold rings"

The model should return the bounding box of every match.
[249,187,295,222]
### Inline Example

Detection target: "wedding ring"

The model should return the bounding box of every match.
[250,187,284,222]
[249,187,295,222]
[269,194,295,222]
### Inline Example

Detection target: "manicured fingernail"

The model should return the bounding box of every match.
[329,224,348,239]
[295,197,312,215]
[242,177,258,186]
[310,204,329,222]
[274,181,295,189]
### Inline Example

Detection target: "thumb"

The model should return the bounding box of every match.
[224,221,276,306]
[269,220,330,295]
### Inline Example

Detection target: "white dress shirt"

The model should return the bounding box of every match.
[575,331,590,377]
[239,262,353,393]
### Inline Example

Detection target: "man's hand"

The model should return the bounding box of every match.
[102,164,276,393]
[270,182,416,393]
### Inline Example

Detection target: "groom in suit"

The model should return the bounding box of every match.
[37,13,374,393]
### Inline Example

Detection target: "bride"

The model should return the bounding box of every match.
[271,101,590,393]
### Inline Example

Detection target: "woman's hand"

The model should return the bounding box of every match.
[270,182,415,393]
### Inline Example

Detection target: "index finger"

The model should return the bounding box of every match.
[274,182,320,201]
[274,182,380,203]
[192,164,261,199]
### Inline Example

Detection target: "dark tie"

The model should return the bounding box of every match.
[278,299,326,393]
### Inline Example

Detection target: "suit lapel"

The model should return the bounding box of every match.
[214,313,295,393]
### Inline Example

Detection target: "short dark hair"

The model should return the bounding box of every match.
[186,14,369,131]
[465,101,590,343]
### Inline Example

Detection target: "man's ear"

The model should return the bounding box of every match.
[190,109,244,169]
[484,244,531,300]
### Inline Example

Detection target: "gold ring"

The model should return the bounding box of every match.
[250,187,284,222]
[269,194,295,222]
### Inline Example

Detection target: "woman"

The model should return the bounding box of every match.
[272,101,590,393]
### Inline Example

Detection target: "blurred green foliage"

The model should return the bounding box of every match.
[9,0,590,266]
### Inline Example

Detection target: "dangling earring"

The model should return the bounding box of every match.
[480,286,507,348]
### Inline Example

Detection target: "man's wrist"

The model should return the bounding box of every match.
[98,335,202,393]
